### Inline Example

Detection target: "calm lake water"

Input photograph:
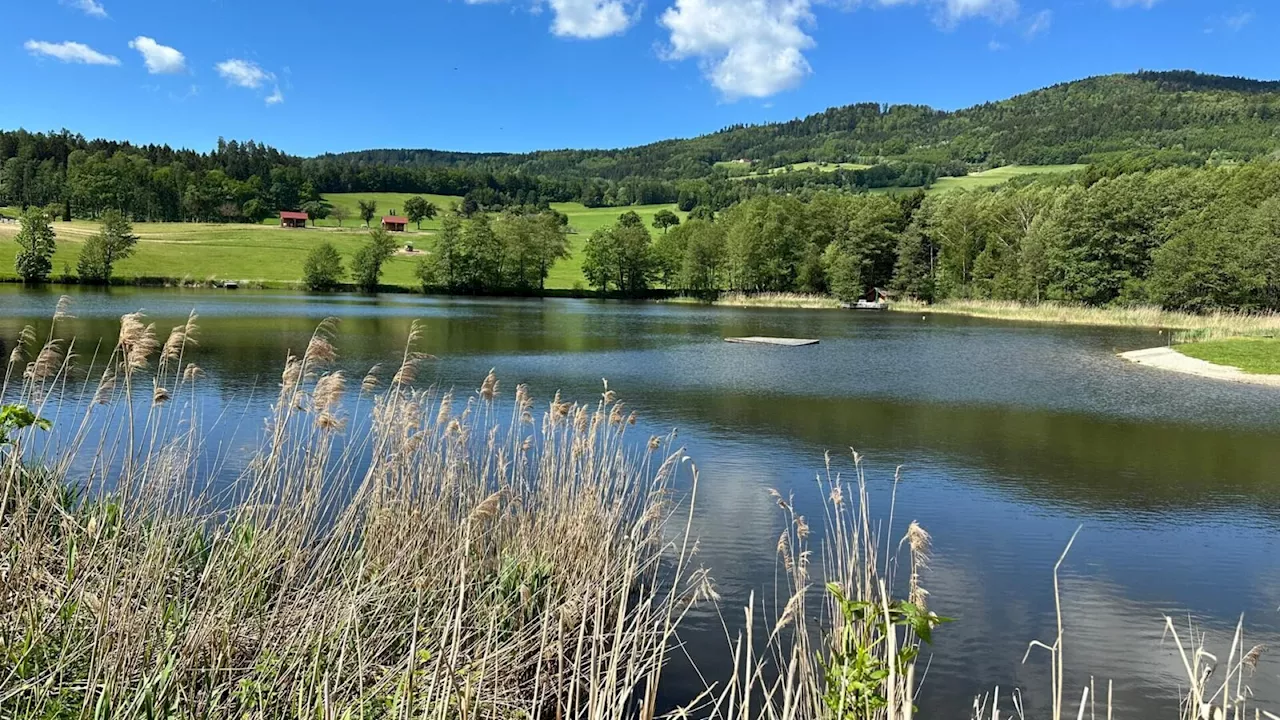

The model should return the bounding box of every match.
[4,285,1280,717]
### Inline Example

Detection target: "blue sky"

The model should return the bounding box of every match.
[2,0,1271,156]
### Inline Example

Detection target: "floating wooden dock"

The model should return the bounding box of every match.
[724,336,819,347]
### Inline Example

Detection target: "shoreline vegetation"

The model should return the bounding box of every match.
[0,297,1272,718]
[672,292,1280,340]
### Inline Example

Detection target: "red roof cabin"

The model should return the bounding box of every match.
[382,215,408,232]
[280,211,309,229]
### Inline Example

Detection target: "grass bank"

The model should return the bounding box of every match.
[669,291,843,309]
[1175,337,1280,375]
[894,298,1280,337]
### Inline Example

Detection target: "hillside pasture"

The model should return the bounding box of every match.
[723,160,874,181]
[930,164,1087,192]
[313,193,462,231]
[0,220,426,288]
[0,200,685,290]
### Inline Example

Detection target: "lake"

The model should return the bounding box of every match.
[4,285,1280,717]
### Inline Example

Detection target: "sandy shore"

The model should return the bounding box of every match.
[1119,346,1280,387]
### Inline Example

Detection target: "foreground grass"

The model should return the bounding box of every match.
[0,201,683,290]
[0,309,704,718]
[1176,337,1280,374]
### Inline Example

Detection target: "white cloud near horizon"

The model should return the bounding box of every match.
[130,37,187,74]
[63,0,108,18]
[24,40,120,65]
[661,0,815,99]
[216,59,285,105]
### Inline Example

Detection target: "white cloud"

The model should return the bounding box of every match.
[62,0,107,18]
[129,37,187,74]
[988,39,1006,50]
[661,0,815,99]
[936,0,1018,24]
[1024,8,1050,37]
[848,0,1018,27]
[1109,0,1159,8]
[216,59,274,89]
[1224,10,1254,31]
[24,40,120,65]
[217,59,286,104]
[548,0,636,37]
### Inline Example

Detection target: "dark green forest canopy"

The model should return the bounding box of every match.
[4,70,1280,218]
[318,71,1280,178]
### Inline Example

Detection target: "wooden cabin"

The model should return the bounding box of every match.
[280,211,309,228]
[382,215,408,232]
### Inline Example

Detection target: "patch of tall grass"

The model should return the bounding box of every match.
[894,298,1280,339]
[712,292,844,310]
[0,302,708,719]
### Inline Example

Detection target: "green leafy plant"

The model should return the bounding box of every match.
[0,404,51,448]
[820,582,950,719]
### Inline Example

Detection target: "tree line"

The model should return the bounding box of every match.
[300,206,573,294]
[12,156,1280,312]
[570,159,1280,313]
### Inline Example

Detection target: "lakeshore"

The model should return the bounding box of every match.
[1120,346,1280,387]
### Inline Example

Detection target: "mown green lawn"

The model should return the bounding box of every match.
[0,199,684,291]
[1176,338,1280,375]
[312,193,462,231]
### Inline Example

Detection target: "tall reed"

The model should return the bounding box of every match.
[0,301,706,719]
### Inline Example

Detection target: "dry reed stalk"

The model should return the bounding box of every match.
[0,303,704,720]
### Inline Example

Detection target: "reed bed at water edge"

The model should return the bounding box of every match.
[711,292,844,310]
[892,298,1280,340]
[0,297,1274,719]
[0,300,709,719]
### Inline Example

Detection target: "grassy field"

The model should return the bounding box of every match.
[0,220,428,287]
[1176,337,1280,374]
[863,165,1088,196]
[0,198,684,290]
[930,164,1087,192]
[720,160,873,180]
[312,192,462,231]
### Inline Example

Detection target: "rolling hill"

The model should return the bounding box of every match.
[319,71,1280,181]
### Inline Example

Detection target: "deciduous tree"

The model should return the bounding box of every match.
[77,209,138,284]
[13,209,56,283]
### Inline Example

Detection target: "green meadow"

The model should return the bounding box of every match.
[1177,337,1280,375]
[929,164,1087,192]
[0,198,684,291]
[720,160,873,180]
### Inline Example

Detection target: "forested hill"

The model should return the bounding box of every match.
[6,70,1280,221]
[322,71,1280,180]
